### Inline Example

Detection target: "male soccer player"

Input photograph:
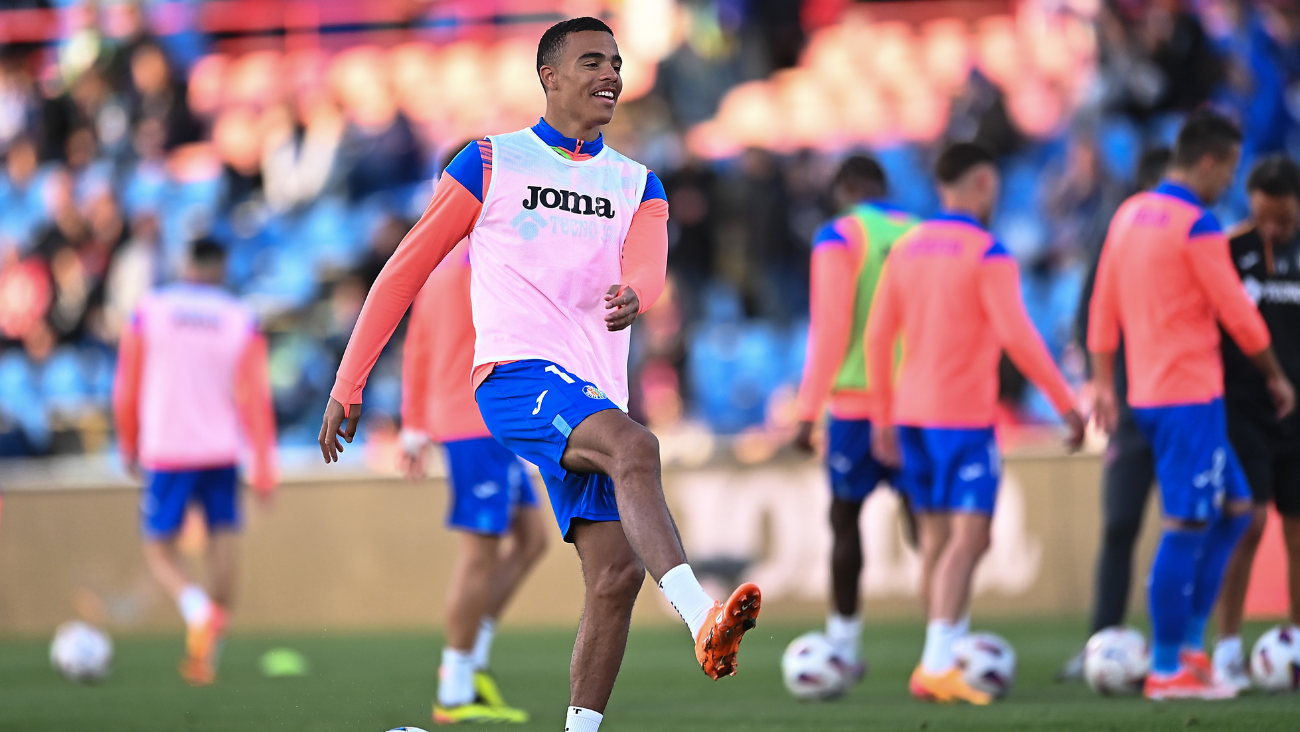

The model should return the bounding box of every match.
[1058,147,1171,681]
[401,238,548,723]
[318,18,761,732]
[866,143,1085,705]
[1211,155,1300,689]
[792,155,917,677]
[113,239,277,685]
[1088,112,1296,700]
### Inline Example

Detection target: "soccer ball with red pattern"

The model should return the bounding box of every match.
[1251,625,1300,692]
[1083,626,1149,696]
[953,632,1016,699]
[781,632,848,701]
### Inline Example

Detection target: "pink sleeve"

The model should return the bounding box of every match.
[112,318,144,465]
[620,198,669,313]
[796,245,857,421]
[1087,239,1121,353]
[1187,232,1271,356]
[235,332,278,492]
[865,260,901,424]
[330,178,482,407]
[401,281,434,435]
[980,258,1076,416]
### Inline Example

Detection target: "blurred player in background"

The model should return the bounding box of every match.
[1058,147,1171,681]
[1088,112,1295,700]
[792,155,917,679]
[401,237,548,723]
[113,239,277,686]
[319,18,761,732]
[1211,155,1300,689]
[867,143,1085,705]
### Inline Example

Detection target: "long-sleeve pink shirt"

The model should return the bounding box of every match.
[331,119,669,413]
[401,240,491,443]
[866,211,1076,427]
[1088,180,1271,407]
[113,282,277,491]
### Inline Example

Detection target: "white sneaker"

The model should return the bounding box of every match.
[1213,656,1252,692]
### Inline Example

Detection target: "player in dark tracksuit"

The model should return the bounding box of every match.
[1058,148,1170,681]
[1210,156,1300,689]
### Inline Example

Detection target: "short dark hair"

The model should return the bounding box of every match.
[1247,155,1300,199]
[934,142,995,185]
[536,17,614,78]
[833,154,887,198]
[1171,111,1243,168]
[1135,147,1172,191]
[191,238,226,266]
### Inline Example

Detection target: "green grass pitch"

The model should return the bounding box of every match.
[2,618,1296,731]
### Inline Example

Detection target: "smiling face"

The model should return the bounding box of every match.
[538,30,623,130]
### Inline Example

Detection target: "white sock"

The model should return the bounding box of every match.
[658,564,715,639]
[826,613,863,664]
[473,617,497,671]
[955,612,971,638]
[438,648,476,707]
[920,620,960,675]
[177,585,213,628]
[564,706,603,732]
[1214,636,1243,665]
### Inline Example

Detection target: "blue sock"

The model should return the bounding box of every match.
[1149,528,1206,675]
[1185,511,1252,650]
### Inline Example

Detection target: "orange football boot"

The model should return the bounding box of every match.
[1181,649,1213,683]
[909,666,992,705]
[909,666,937,701]
[179,605,227,686]
[695,583,761,679]
[1143,667,1238,701]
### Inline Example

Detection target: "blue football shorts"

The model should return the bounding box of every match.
[1131,398,1251,522]
[475,359,622,542]
[827,418,895,502]
[443,436,538,535]
[895,426,1000,515]
[141,465,240,538]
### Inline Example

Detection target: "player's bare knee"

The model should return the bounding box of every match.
[590,555,646,606]
[611,428,661,484]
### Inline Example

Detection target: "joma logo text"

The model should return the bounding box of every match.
[522,186,616,219]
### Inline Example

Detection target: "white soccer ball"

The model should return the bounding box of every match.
[1083,626,1150,695]
[952,632,1016,698]
[781,631,848,701]
[50,620,113,682]
[385,728,430,732]
[1251,625,1300,692]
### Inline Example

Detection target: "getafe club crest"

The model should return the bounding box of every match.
[583,385,606,400]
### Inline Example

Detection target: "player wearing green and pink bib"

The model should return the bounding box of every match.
[793,155,918,680]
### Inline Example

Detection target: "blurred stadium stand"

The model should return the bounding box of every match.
[0,0,1298,462]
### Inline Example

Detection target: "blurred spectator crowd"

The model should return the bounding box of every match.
[1,0,1300,458]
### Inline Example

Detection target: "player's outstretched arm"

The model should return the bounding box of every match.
[321,142,487,463]
[979,250,1084,450]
